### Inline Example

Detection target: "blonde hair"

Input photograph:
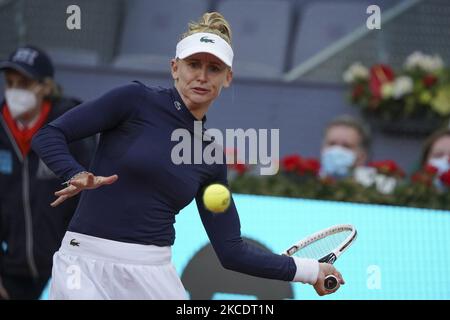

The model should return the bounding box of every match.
[181,12,232,46]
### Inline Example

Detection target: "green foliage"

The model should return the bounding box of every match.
[229,173,450,211]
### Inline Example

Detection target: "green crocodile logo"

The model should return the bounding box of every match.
[200,36,215,43]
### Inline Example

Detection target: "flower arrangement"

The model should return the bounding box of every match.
[393,163,450,210]
[280,155,320,177]
[228,154,450,211]
[410,163,450,191]
[352,160,405,195]
[344,52,450,134]
[368,160,406,178]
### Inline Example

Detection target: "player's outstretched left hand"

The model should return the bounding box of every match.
[51,172,118,207]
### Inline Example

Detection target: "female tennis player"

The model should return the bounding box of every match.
[31,12,344,299]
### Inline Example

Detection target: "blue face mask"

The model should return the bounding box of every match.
[428,156,450,192]
[321,145,357,178]
[428,156,450,175]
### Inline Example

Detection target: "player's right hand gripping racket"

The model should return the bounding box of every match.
[282,224,357,291]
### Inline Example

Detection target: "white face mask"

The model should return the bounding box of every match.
[428,155,450,175]
[5,88,38,119]
[321,145,357,177]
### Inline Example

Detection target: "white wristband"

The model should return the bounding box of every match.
[292,257,320,285]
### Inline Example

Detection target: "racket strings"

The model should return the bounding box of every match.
[293,231,351,260]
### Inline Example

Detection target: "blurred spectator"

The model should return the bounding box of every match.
[0,45,95,299]
[417,127,450,191]
[420,127,450,174]
[320,115,371,178]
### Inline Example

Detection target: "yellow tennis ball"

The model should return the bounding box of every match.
[203,184,231,213]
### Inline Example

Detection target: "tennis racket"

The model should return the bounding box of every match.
[282,224,357,291]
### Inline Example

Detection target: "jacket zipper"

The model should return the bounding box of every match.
[23,158,39,279]
[0,117,39,278]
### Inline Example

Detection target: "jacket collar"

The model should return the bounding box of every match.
[169,87,207,127]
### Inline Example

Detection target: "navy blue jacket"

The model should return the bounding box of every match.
[0,97,95,279]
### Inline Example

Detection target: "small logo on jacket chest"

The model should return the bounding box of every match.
[0,149,13,174]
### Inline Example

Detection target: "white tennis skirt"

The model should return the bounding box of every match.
[49,231,187,300]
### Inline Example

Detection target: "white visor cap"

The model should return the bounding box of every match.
[176,32,233,68]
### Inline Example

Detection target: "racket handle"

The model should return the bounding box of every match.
[324,275,339,290]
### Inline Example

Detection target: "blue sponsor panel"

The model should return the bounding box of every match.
[40,194,450,300]
[173,194,450,300]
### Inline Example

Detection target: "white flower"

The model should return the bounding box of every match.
[353,166,377,187]
[381,83,394,99]
[404,51,444,72]
[343,62,369,83]
[375,174,397,194]
[393,76,413,99]
[424,55,443,72]
[404,51,425,70]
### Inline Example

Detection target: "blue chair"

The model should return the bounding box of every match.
[114,0,209,73]
[217,0,293,79]
[292,1,369,67]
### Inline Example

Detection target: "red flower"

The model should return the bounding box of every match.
[424,165,438,176]
[299,158,321,176]
[369,64,395,99]
[281,155,320,176]
[228,163,248,176]
[439,170,450,186]
[411,172,432,187]
[411,172,423,183]
[422,75,438,88]
[369,160,405,177]
[352,84,365,100]
[281,155,302,172]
